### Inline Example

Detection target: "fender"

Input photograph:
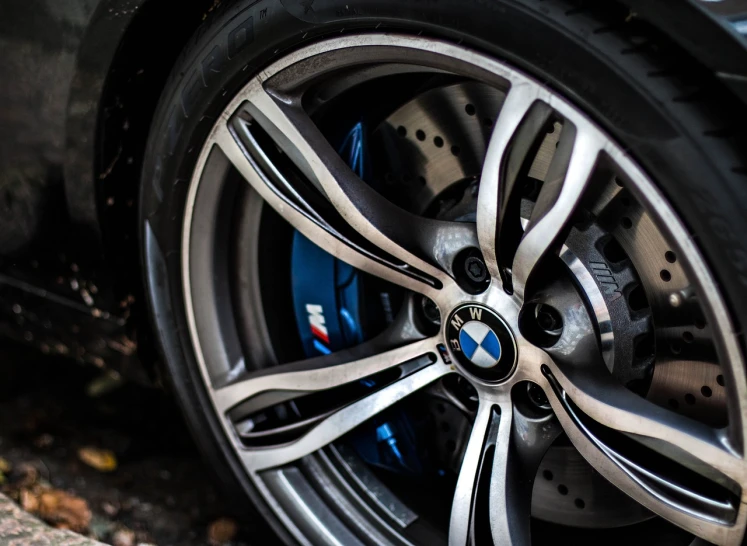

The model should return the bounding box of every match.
[64,0,216,236]
[64,0,147,235]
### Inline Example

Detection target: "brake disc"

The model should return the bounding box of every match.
[600,195,728,428]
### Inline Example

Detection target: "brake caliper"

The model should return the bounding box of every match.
[290,121,428,475]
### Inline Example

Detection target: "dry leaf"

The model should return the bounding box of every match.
[16,462,39,488]
[208,517,238,545]
[112,527,136,546]
[21,488,92,532]
[0,458,8,485]
[78,446,118,472]
[86,371,124,398]
[34,433,54,448]
[20,488,40,512]
[101,500,119,517]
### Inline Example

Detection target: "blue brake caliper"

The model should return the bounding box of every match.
[290,121,424,476]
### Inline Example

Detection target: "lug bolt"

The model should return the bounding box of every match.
[465,256,488,283]
[527,382,551,410]
[454,248,490,294]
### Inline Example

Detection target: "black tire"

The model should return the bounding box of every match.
[139,1,747,543]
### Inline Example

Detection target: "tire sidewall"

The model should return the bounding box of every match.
[140,1,747,543]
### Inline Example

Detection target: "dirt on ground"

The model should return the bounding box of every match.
[0,343,275,545]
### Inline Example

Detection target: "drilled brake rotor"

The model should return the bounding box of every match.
[601,198,728,427]
[372,82,728,528]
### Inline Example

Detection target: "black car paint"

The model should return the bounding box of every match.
[0,0,214,380]
[0,0,744,380]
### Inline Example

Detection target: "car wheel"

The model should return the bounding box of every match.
[140,1,747,544]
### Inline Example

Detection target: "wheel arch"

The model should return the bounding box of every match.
[67,0,747,240]
[63,0,222,240]
[62,0,747,263]
[59,0,227,381]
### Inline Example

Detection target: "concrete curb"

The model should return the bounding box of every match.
[0,493,104,546]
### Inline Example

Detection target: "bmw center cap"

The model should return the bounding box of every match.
[447,304,517,382]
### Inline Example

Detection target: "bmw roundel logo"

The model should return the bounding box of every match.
[459,321,502,368]
[447,304,517,382]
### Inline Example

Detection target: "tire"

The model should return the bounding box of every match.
[139,1,747,544]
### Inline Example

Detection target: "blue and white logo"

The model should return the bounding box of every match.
[447,304,516,381]
[458,321,502,368]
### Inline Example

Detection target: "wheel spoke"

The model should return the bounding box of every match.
[213,335,437,415]
[243,360,447,472]
[524,275,747,543]
[511,122,603,300]
[212,335,445,472]
[547,361,744,480]
[449,401,495,546]
[477,84,552,287]
[449,396,555,546]
[213,77,478,297]
[542,354,747,543]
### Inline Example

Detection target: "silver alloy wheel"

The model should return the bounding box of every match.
[181,34,747,545]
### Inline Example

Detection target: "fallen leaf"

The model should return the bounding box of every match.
[16,462,39,488]
[101,500,119,517]
[112,527,136,546]
[21,488,92,532]
[20,488,40,512]
[34,433,54,448]
[78,446,118,472]
[208,517,238,546]
[86,371,124,398]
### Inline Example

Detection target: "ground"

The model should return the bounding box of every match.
[0,343,274,545]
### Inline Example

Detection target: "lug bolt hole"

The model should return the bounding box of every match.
[513,381,553,417]
[527,382,551,410]
[420,296,441,327]
[536,304,562,335]
[442,375,479,412]
[520,303,563,348]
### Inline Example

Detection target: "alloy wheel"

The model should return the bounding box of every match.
[181,34,747,545]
